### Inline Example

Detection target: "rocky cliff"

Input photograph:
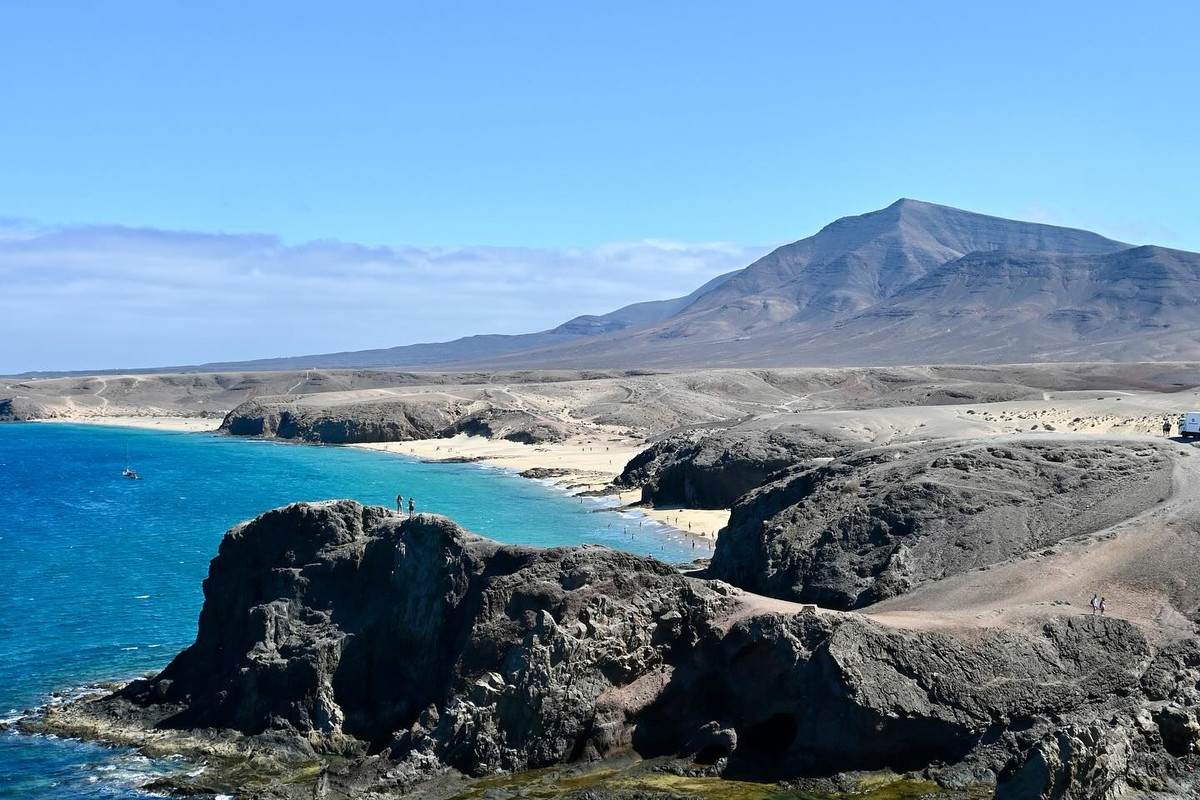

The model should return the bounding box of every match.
[107,501,737,779]
[709,439,1174,609]
[615,427,857,509]
[32,500,1200,798]
[221,397,568,444]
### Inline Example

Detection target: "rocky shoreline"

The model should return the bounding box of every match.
[22,499,1200,799]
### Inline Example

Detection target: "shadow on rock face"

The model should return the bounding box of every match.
[631,612,979,780]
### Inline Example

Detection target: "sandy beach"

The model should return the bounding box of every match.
[353,434,731,539]
[31,415,222,433]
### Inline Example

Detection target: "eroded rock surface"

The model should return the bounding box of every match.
[439,407,568,444]
[222,397,569,444]
[221,397,459,443]
[615,427,856,509]
[709,439,1174,608]
[104,501,735,778]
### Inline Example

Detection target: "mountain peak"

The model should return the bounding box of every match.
[668,197,1133,332]
[818,197,956,236]
[886,196,934,209]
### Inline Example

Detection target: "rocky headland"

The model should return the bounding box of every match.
[220,395,572,445]
[26,498,1200,799]
[709,438,1177,609]
[614,426,858,509]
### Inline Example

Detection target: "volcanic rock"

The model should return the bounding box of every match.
[615,427,856,509]
[709,439,1174,608]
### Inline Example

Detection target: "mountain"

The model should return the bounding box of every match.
[491,198,1147,367]
[105,199,1200,372]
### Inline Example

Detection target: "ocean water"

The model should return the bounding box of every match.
[0,423,699,798]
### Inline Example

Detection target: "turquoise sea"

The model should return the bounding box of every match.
[0,423,697,798]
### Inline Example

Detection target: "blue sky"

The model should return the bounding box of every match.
[2,2,1198,371]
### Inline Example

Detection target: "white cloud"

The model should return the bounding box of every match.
[0,221,766,373]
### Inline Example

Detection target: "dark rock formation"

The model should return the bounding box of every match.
[520,467,574,480]
[33,500,1200,798]
[995,638,1200,799]
[709,439,1174,608]
[615,427,855,509]
[221,397,568,444]
[0,395,52,421]
[638,612,1156,782]
[118,501,735,776]
[222,398,458,443]
[440,407,568,444]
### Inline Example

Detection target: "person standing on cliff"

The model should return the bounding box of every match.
[1090,593,1100,615]
[408,497,415,516]
[396,493,404,513]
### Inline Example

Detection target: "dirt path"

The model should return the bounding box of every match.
[711,588,820,631]
[93,377,111,408]
[285,370,311,395]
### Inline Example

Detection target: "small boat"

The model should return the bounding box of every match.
[122,444,141,479]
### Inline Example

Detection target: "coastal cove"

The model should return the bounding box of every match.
[0,422,696,799]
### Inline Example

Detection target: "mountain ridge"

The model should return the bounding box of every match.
[42,199,1200,374]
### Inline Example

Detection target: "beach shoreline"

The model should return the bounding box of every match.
[28,415,222,433]
[21,415,730,540]
[352,434,731,540]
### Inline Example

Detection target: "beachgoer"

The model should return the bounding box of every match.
[396,493,404,513]
[1090,593,1099,615]
[408,497,415,515]
[1099,597,1107,615]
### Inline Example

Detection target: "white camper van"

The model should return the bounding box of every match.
[1180,412,1200,439]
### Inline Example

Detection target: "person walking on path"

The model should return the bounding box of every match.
[408,497,415,516]
[1090,593,1100,616]
[1164,419,1173,437]
[1099,597,1107,615]
[396,493,404,513]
